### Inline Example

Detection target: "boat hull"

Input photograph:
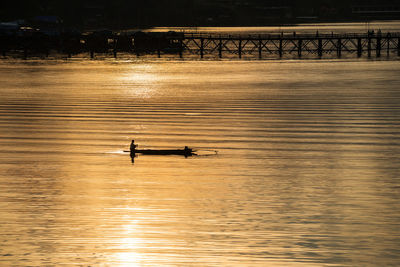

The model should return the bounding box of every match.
[131,149,194,156]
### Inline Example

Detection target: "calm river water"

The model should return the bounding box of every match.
[1,54,400,265]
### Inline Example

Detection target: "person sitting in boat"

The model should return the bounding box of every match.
[130,140,137,152]
[184,146,192,153]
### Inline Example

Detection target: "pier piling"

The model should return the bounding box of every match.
[238,38,242,59]
[337,38,342,58]
[298,39,302,58]
[219,37,222,58]
[200,37,204,59]
[318,38,323,58]
[368,37,372,58]
[376,36,381,57]
[179,38,183,58]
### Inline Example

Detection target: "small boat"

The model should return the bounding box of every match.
[132,147,195,156]
[126,140,195,157]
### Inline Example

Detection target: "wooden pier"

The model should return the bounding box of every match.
[178,32,400,59]
[1,31,400,59]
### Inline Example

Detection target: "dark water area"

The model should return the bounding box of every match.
[0,58,400,266]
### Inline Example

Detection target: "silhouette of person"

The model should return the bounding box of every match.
[130,140,137,152]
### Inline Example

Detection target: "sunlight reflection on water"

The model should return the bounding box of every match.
[0,55,400,266]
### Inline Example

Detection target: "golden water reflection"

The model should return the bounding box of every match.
[0,59,400,266]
